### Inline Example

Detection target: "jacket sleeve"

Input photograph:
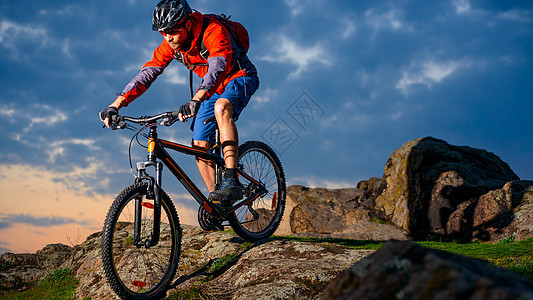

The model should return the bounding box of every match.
[121,41,174,104]
[197,21,233,95]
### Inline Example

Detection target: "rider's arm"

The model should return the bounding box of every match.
[120,41,174,105]
[192,89,209,102]
[110,96,128,109]
[196,21,233,99]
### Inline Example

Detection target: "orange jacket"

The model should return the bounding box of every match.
[120,12,256,105]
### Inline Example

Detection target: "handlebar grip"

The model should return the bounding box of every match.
[110,115,126,130]
[160,110,180,126]
[170,110,180,119]
[102,114,120,129]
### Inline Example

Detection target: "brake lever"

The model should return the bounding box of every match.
[162,111,180,126]
[112,120,127,130]
[159,117,169,126]
[107,115,126,130]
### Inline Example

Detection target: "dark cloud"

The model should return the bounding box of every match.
[1,0,532,191]
[0,214,92,228]
[0,221,12,229]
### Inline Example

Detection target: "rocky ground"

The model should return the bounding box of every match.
[2,136,533,299]
[2,229,532,299]
[1,225,375,299]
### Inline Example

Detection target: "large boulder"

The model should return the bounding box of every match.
[375,137,519,239]
[323,240,533,300]
[275,185,408,241]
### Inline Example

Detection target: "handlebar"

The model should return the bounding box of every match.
[107,111,216,130]
[109,111,180,130]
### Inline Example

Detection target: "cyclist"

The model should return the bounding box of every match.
[99,0,259,206]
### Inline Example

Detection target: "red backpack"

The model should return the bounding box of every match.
[198,14,249,60]
[175,14,250,98]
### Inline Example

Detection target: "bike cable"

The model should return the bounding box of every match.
[127,124,146,178]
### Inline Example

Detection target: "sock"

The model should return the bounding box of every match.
[224,168,237,180]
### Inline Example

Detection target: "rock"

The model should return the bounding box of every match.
[65,225,246,299]
[286,185,362,234]
[447,180,533,241]
[3,136,532,298]
[375,137,519,238]
[276,185,408,241]
[36,243,74,270]
[203,240,374,300]
[0,243,73,288]
[62,225,373,299]
[0,273,17,289]
[60,231,110,299]
[501,181,533,240]
[322,240,533,300]
[356,177,383,204]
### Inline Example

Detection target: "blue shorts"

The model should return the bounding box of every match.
[191,75,259,145]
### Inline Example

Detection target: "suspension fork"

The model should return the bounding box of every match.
[133,127,163,248]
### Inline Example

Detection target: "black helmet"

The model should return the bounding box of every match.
[152,0,192,31]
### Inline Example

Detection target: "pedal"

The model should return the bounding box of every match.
[208,201,227,220]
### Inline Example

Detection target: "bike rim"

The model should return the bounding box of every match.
[110,192,178,296]
[235,147,283,236]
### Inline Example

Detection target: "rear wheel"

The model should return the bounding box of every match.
[101,182,181,300]
[228,141,286,241]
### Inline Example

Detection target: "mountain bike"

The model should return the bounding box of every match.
[100,111,286,299]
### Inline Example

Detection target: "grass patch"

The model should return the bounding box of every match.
[420,238,533,281]
[273,236,533,281]
[1,268,78,300]
[369,217,386,224]
[418,238,532,260]
[209,253,239,275]
[274,235,533,280]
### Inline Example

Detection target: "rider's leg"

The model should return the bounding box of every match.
[198,76,260,203]
[207,98,244,203]
[192,140,215,192]
[214,98,238,169]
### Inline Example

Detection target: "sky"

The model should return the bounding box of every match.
[1,0,532,253]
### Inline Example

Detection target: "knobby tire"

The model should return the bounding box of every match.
[228,141,286,241]
[101,182,181,300]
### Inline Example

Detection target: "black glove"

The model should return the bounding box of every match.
[99,106,118,122]
[178,100,200,119]
[163,111,180,126]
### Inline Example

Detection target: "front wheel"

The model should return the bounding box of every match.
[101,182,181,300]
[228,141,286,241]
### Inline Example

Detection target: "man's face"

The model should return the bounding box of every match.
[160,27,187,50]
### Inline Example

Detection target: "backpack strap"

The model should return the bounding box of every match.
[197,16,212,61]
[197,14,247,62]
[173,18,210,98]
